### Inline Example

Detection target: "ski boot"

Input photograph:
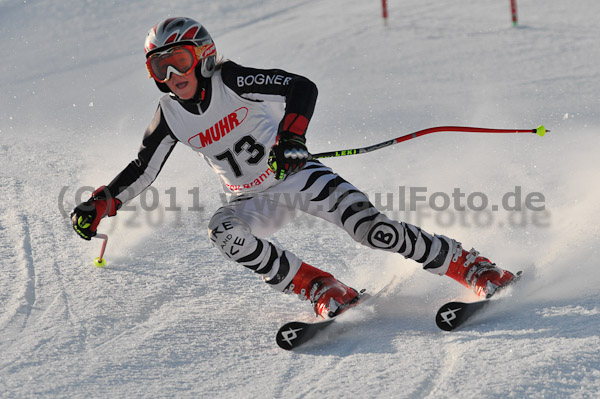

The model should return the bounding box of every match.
[445,243,518,298]
[286,262,360,318]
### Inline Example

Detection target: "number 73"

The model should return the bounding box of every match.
[214,135,266,177]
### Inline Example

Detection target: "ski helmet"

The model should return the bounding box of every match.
[145,17,217,92]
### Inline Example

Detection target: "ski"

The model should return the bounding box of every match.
[276,277,397,350]
[435,299,494,331]
[276,316,337,350]
[435,271,522,331]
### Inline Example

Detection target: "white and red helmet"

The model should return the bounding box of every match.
[145,17,216,79]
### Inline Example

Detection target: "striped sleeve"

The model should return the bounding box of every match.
[106,104,178,204]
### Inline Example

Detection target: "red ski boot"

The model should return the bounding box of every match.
[445,243,517,298]
[286,262,360,318]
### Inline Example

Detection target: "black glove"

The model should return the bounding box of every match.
[268,113,311,180]
[71,186,121,240]
[268,132,309,180]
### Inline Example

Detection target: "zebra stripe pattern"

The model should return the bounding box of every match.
[208,208,301,291]
[208,162,456,294]
[289,162,454,274]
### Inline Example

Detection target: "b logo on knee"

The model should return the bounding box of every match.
[367,222,400,250]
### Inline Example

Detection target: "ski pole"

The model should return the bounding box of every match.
[309,125,547,160]
[94,233,108,267]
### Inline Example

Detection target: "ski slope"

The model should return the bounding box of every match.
[1,0,599,397]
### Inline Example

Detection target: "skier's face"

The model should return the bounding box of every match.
[165,71,198,100]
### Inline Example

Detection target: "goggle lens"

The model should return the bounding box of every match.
[147,46,197,83]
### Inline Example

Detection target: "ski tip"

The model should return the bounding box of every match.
[275,319,334,350]
[276,321,307,350]
[534,125,547,137]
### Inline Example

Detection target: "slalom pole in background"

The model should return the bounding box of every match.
[381,0,388,26]
[309,125,547,160]
[510,0,518,27]
[94,233,108,267]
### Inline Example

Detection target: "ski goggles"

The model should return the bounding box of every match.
[146,44,215,83]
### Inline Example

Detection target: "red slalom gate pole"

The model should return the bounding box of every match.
[310,125,547,160]
[382,0,388,26]
[510,0,518,27]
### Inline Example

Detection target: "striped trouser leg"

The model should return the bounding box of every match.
[268,162,457,275]
[207,201,302,292]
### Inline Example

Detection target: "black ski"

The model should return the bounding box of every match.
[276,277,397,350]
[435,299,493,331]
[435,271,522,331]
[276,318,337,350]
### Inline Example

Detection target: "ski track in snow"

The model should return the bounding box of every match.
[0,202,36,343]
[2,0,600,397]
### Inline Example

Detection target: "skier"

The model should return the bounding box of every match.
[71,17,517,318]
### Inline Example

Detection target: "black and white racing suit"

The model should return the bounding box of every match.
[103,61,456,292]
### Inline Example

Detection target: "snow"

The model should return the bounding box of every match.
[1,0,599,397]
